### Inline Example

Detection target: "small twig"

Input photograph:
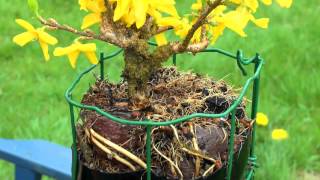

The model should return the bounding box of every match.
[200,24,207,41]
[90,136,136,171]
[89,128,147,169]
[38,16,126,48]
[155,26,173,35]
[172,38,209,54]
[177,0,223,52]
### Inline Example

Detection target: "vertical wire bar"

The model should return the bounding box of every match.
[246,169,254,180]
[146,125,152,180]
[250,57,261,157]
[100,53,105,80]
[172,54,177,66]
[227,109,237,180]
[69,102,78,180]
[246,57,261,180]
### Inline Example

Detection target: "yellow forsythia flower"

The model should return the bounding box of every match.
[231,0,259,12]
[272,129,289,140]
[53,41,98,68]
[112,0,179,29]
[261,0,272,5]
[219,9,250,37]
[157,17,191,39]
[275,0,293,8]
[210,24,225,44]
[191,0,202,11]
[256,112,269,126]
[251,17,269,29]
[79,0,107,29]
[13,19,58,61]
[79,0,107,12]
[154,33,168,46]
[211,6,269,39]
[261,0,292,8]
[80,0,179,29]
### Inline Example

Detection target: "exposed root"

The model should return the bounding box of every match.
[171,124,216,163]
[189,123,201,177]
[203,164,216,177]
[181,148,216,163]
[170,125,181,144]
[152,143,183,180]
[90,135,136,171]
[222,128,228,143]
[89,128,147,169]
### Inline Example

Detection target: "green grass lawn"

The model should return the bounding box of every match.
[0,0,319,179]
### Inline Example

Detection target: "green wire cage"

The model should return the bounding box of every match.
[65,46,263,180]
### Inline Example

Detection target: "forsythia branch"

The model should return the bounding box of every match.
[172,39,209,54]
[177,0,223,52]
[155,26,174,35]
[38,16,125,48]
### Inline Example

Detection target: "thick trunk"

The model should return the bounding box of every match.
[122,41,174,107]
[123,50,152,97]
[122,49,161,106]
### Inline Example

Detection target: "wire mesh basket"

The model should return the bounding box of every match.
[65,46,263,180]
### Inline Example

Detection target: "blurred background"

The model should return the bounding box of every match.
[0,0,319,179]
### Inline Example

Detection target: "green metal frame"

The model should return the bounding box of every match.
[65,46,263,180]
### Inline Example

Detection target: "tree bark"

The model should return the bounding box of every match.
[123,49,154,99]
[122,44,174,107]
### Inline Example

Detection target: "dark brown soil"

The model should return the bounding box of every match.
[77,67,252,180]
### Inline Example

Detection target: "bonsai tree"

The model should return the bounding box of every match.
[13,0,292,179]
[14,0,291,104]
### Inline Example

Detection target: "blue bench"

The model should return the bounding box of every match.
[0,139,72,180]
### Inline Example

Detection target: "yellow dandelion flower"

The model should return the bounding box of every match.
[53,41,98,68]
[13,19,58,61]
[272,129,289,140]
[256,112,269,126]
